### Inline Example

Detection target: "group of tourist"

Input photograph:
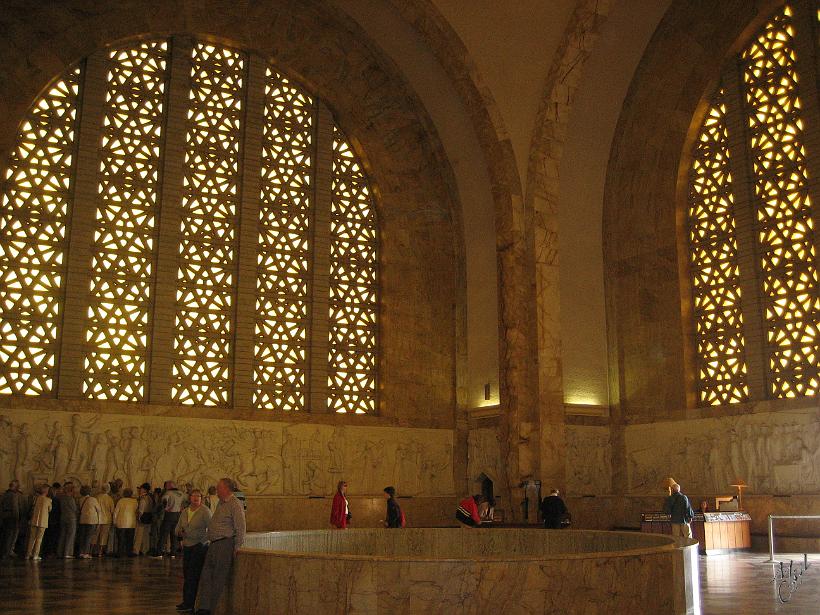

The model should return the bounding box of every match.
[0,477,246,615]
[4,473,596,612]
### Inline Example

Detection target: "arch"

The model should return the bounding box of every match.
[0,0,460,428]
[602,0,784,419]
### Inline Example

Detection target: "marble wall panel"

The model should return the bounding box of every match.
[565,425,612,495]
[624,406,820,496]
[0,408,455,497]
[466,427,502,489]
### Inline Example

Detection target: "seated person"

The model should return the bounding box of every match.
[456,495,484,527]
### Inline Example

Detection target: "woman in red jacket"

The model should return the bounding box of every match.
[456,494,484,527]
[330,481,350,529]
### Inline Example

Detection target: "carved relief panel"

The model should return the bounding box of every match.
[625,406,820,495]
[565,426,612,495]
[0,408,454,497]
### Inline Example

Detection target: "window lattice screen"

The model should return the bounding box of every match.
[329,127,378,414]
[687,89,750,406]
[0,68,82,396]
[686,4,819,405]
[740,6,819,399]
[0,37,379,412]
[254,69,314,411]
[85,42,168,401]
[171,44,246,407]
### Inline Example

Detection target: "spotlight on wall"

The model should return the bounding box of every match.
[484,383,491,401]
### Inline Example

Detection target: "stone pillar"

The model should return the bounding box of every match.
[147,37,192,404]
[56,52,108,398]
[307,103,334,413]
[721,64,768,401]
[231,55,266,410]
[497,189,542,522]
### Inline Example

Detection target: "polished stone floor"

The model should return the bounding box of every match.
[0,555,182,614]
[0,552,817,613]
[699,552,819,615]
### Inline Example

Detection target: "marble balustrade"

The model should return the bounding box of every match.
[216,528,699,615]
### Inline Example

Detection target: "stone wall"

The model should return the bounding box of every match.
[0,407,455,499]
[624,404,819,497]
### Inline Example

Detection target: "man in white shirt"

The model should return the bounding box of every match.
[159,481,185,558]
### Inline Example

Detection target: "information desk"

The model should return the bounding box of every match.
[641,511,752,555]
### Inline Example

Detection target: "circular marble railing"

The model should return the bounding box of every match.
[217,529,698,614]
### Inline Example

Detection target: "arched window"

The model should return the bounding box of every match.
[686,4,818,406]
[0,36,378,413]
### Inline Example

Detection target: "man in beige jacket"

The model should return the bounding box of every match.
[78,485,102,558]
[93,483,115,556]
[26,484,52,561]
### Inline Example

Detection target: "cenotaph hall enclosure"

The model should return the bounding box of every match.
[0,1,817,614]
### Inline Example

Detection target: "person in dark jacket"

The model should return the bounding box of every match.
[383,487,403,528]
[663,483,694,539]
[0,480,24,558]
[42,483,61,558]
[541,489,569,529]
[56,482,78,558]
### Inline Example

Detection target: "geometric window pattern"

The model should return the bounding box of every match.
[84,42,168,401]
[254,69,314,411]
[687,89,750,406]
[687,4,818,404]
[0,37,379,413]
[741,5,819,398]
[328,127,378,414]
[0,68,82,396]
[171,43,246,407]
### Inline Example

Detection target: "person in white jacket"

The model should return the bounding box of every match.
[112,488,138,558]
[93,483,115,557]
[77,485,102,559]
[26,485,52,561]
[133,483,153,556]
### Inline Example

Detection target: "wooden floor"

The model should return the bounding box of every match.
[0,552,817,613]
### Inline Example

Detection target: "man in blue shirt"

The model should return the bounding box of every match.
[663,483,694,539]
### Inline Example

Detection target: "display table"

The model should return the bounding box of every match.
[641,511,752,555]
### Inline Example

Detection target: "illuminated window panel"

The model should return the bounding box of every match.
[328,127,377,414]
[84,41,168,401]
[741,5,819,398]
[687,89,750,405]
[171,43,246,406]
[0,68,82,395]
[254,69,314,411]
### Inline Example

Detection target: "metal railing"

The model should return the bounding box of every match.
[766,514,820,562]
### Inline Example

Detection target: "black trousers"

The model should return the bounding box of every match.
[182,542,208,608]
[159,512,180,555]
[116,528,135,557]
[0,519,20,557]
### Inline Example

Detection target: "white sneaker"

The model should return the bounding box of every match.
[32,556,42,561]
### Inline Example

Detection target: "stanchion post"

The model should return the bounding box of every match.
[767,515,775,562]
